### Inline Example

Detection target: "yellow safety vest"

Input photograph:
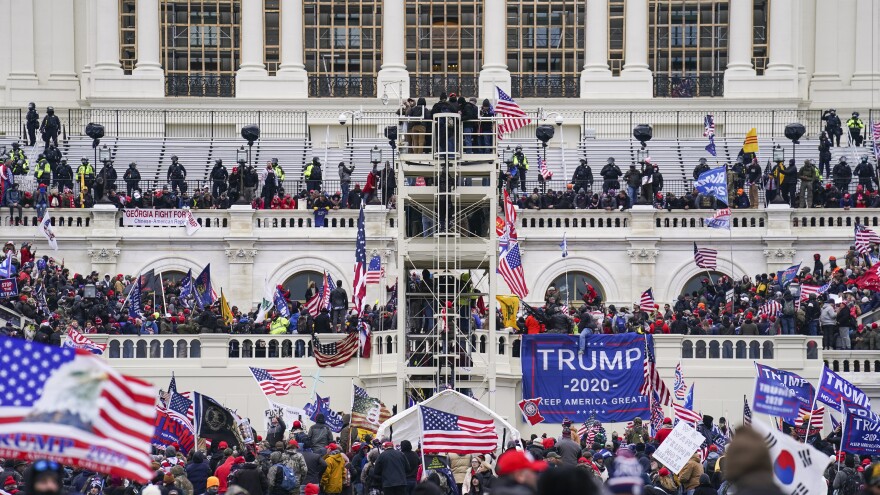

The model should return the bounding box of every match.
[273,164,285,181]
[270,316,289,335]
[35,160,51,179]
[513,155,529,170]
[304,164,313,179]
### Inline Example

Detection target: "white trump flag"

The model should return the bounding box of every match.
[752,420,831,495]
[39,215,58,250]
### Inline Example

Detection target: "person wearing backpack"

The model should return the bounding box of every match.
[268,451,298,495]
[780,294,796,335]
[832,455,861,495]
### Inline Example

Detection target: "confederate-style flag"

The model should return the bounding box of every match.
[518,397,545,426]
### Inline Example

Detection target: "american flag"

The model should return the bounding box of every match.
[321,272,334,311]
[757,300,782,318]
[650,391,665,436]
[799,283,829,301]
[639,288,656,313]
[248,366,305,396]
[351,384,392,433]
[313,332,359,367]
[796,405,825,430]
[855,224,880,254]
[743,395,753,426]
[353,204,367,315]
[161,391,195,433]
[539,158,553,180]
[163,375,194,424]
[871,119,880,161]
[365,255,384,284]
[579,418,605,445]
[420,405,498,454]
[673,403,703,425]
[305,274,326,318]
[693,242,718,270]
[495,86,531,139]
[830,413,840,432]
[499,241,529,299]
[673,362,688,401]
[503,189,518,240]
[640,334,672,406]
[64,328,107,354]
[704,114,716,157]
[0,337,157,482]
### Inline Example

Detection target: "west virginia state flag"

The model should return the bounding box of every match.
[743,128,759,154]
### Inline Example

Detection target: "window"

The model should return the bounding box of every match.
[283,271,327,302]
[120,0,137,74]
[547,272,605,307]
[650,0,728,80]
[679,271,725,298]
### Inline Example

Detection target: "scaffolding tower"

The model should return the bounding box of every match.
[394,112,500,410]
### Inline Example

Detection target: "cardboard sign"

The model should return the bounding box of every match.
[652,422,707,474]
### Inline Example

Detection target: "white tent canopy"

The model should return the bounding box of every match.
[376,390,520,452]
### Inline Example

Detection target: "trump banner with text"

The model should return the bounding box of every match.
[841,398,880,455]
[753,363,814,422]
[521,334,649,423]
[815,366,872,413]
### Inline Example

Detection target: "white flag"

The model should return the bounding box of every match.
[39,216,58,251]
[751,420,831,495]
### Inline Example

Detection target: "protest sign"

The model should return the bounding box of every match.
[652,422,707,474]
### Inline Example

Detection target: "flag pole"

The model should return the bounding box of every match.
[417,405,427,473]
[349,378,355,451]
[159,272,168,315]
[742,395,746,426]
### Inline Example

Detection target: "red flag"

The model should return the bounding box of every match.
[855,264,880,291]
[518,398,545,426]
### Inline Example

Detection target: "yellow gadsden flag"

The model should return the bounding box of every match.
[743,127,759,154]
[221,289,233,325]
[496,295,520,330]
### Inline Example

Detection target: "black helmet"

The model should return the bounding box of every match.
[129,162,137,168]
[699,157,708,164]
[271,158,278,165]
[11,142,19,149]
[312,157,320,164]
[607,157,615,164]
[171,155,178,161]
[580,158,587,165]
[46,106,54,114]
[853,111,860,117]
[37,154,44,160]
[515,145,522,151]
[81,157,88,163]
[27,102,35,110]
[215,159,222,165]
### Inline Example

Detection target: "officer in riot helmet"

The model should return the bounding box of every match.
[167,155,187,194]
[25,103,39,146]
[39,106,61,151]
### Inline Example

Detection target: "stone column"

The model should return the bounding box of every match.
[93,0,123,74]
[765,0,794,73]
[133,0,162,73]
[225,248,257,310]
[851,0,880,87]
[724,0,754,76]
[238,0,267,74]
[582,0,610,74]
[88,247,122,278]
[50,0,78,79]
[7,0,37,80]
[377,0,410,99]
[275,0,308,97]
[477,0,511,99]
[809,0,841,86]
[621,0,649,73]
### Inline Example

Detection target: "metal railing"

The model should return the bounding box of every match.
[582,109,835,140]
[511,74,580,98]
[165,74,235,97]
[409,75,479,99]
[65,109,309,140]
[653,74,724,98]
[307,75,377,97]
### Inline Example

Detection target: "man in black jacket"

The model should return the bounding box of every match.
[312,308,333,334]
[571,159,593,192]
[308,414,334,451]
[328,280,348,330]
[39,106,61,152]
[302,448,327,487]
[600,158,621,193]
[780,159,798,207]
[230,454,268,495]
[855,156,876,193]
[372,441,410,495]
[167,155,187,194]
[211,159,228,198]
[833,157,852,193]
[124,163,141,196]
[26,103,39,146]
[461,97,480,154]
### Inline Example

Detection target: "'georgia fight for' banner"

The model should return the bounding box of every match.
[521,334,649,423]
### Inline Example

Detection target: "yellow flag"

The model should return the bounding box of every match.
[221,289,233,325]
[742,127,759,154]
[496,295,520,330]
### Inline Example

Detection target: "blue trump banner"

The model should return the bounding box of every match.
[521,334,648,423]
[816,366,872,413]
[274,288,291,318]
[753,363,815,421]
[776,263,801,288]
[694,165,728,205]
[842,399,880,455]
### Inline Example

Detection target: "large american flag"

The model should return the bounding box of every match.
[495,86,531,139]
[855,224,880,254]
[0,337,157,482]
[799,283,829,301]
[64,328,107,354]
[639,288,656,313]
[305,277,324,318]
[353,204,367,315]
[757,300,782,318]
[163,375,194,424]
[650,391,665,436]
[672,402,703,425]
[159,391,195,435]
[693,242,718,270]
[743,395,753,426]
[796,405,825,430]
[248,366,305,396]
[499,241,529,299]
[365,255,384,284]
[640,334,672,406]
[313,333,359,367]
[420,405,498,454]
[673,362,688,401]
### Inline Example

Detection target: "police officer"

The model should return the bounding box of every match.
[571,158,593,192]
[11,143,29,176]
[271,158,285,183]
[55,159,73,192]
[39,106,61,151]
[832,157,852,193]
[9,142,26,166]
[124,162,141,196]
[512,145,528,193]
[210,159,228,198]
[167,155,187,194]
[304,157,322,192]
[95,160,117,200]
[822,109,842,146]
[855,156,876,193]
[34,154,52,187]
[25,103,39,146]
[45,144,62,171]
[600,157,622,193]
[77,157,95,197]
[847,112,865,147]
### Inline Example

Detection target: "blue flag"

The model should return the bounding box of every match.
[842,399,880,455]
[274,287,291,318]
[129,277,142,319]
[179,269,193,308]
[776,263,801,288]
[753,363,814,422]
[304,394,344,433]
[194,265,214,307]
[816,366,872,413]
[559,233,568,258]
[694,166,727,205]
[705,135,716,157]
[0,256,16,278]
[684,384,695,410]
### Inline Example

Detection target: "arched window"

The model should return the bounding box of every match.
[680,271,725,298]
[547,272,605,307]
[109,341,121,358]
[159,270,189,284]
[283,271,327,303]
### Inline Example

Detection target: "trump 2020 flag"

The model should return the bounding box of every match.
[815,366,872,413]
[273,288,291,319]
[64,328,107,355]
[304,394,344,433]
[753,363,814,422]
[841,398,880,455]
[751,420,831,495]
[0,337,157,482]
[776,263,802,288]
[694,166,728,205]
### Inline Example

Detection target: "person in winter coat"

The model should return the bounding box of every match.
[600,158,622,193]
[302,448,327,488]
[211,160,229,198]
[399,440,421,495]
[186,452,211,495]
[266,416,287,447]
[780,159,798,207]
[338,413,357,454]
[447,453,471,491]
[678,453,704,494]
[372,442,410,495]
[215,454,236,495]
[266,452,289,495]
[692,474,715,495]
[571,159,593,192]
[230,456,268,495]
[320,443,348,495]
[308,414,334,451]
[171,465,195,495]
[653,417,674,444]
